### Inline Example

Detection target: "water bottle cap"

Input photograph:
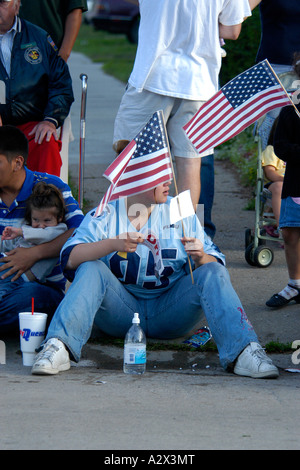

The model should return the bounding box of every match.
[132,312,140,324]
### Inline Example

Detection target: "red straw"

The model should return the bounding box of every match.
[32,297,34,315]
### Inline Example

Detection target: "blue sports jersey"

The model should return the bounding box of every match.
[0,168,84,290]
[62,197,225,298]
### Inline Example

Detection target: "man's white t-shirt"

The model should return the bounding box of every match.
[129,0,251,101]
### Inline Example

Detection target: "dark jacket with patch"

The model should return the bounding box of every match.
[0,17,74,128]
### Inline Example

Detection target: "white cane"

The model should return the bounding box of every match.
[78,73,88,209]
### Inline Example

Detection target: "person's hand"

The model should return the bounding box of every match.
[58,48,70,63]
[115,232,144,253]
[29,121,58,144]
[0,247,37,281]
[181,237,217,268]
[1,226,22,240]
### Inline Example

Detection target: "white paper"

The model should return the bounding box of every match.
[170,190,195,224]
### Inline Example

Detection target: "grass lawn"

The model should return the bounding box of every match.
[74,23,137,83]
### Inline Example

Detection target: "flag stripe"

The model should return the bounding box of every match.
[110,173,173,200]
[187,86,289,143]
[94,184,114,217]
[103,141,137,184]
[94,110,173,217]
[196,96,289,153]
[117,160,172,188]
[124,148,170,173]
[183,90,225,134]
[195,95,289,151]
[120,150,171,179]
[184,60,292,155]
[186,86,287,142]
[112,166,173,195]
[189,88,290,152]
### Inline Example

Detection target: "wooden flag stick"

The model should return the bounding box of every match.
[160,111,195,284]
[267,59,300,119]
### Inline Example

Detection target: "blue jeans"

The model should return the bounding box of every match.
[279,197,300,228]
[0,264,64,333]
[199,154,216,239]
[46,260,258,369]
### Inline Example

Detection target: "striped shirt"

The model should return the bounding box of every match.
[0,16,17,75]
[0,168,84,290]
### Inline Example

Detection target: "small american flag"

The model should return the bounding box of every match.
[184,60,292,155]
[94,110,173,217]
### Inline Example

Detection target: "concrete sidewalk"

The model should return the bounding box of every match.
[68,51,124,209]
[1,52,300,451]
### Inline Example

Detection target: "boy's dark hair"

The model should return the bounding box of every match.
[0,125,29,163]
[25,182,66,224]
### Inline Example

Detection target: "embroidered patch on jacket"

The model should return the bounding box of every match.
[47,35,58,52]
[24,46,42,64]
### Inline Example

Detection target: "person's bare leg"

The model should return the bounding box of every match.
[174,156,201,208]
[282,227,300,280]
[266,227,300,306]
[269,180,283,225]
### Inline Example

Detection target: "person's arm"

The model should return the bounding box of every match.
[219,23,242,40]
[59,9,83,62]
[66,232,144,270]
[21,224,67,245]
[1,226,22,240]
[263,165,284,183]
[39,35,74,132]
[0,228,75,281]
[248,0,262,10]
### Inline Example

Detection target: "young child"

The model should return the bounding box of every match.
[266,52,300,308]
[1,182,67,282]
[261,117,285,236]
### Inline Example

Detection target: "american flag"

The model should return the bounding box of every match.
[184,60,292,155]
[94,110,173,217]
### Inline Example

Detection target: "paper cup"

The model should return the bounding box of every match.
[19,312,48,366]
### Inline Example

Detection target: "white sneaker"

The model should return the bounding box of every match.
[31,338,70,375]
[234,342,279,379]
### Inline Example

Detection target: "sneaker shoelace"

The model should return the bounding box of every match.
[251,345,272,365]
[36,343,59,364]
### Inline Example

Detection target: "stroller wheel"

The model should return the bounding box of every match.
[245,243,256,266]
[253,245,274,268]
[245,228,253,250]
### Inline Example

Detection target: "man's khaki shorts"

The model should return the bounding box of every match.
[113,84,212,158]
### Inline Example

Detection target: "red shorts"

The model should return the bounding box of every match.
[17,122,62,177]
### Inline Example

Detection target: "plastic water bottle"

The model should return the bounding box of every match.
[123,313,146,374]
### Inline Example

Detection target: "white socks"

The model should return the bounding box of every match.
[279,280,300,299]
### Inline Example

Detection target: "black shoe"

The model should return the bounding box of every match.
[266,285,300,308]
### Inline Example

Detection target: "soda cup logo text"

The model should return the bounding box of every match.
[20,328,45,342]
